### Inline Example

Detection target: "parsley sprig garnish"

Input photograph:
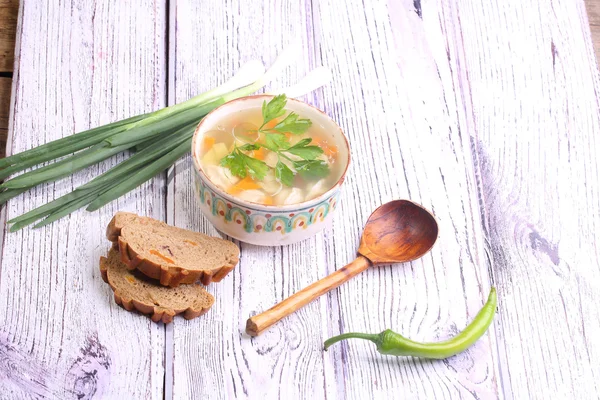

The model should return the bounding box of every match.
[220,144,270,181]
[220,95,330,187]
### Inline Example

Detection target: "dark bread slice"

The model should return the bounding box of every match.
[100,249,214,323]
[106,212,240,287]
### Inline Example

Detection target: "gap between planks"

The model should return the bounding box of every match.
[0,0,19,159]
[585,0,600,63]
[0,76,10,158]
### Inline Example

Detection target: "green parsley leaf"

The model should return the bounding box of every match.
[220,152,248,179]
[284,139,324,160]
[263,133,290,152]
[262,94,287,126]
[289,138,312,148]
[221,148,269,181]
[238,143,260,152]
[240,153,269,181]
[220,95,332,189]
[273,112,312,135]
[275,161,294,187]
[293,160,329,180]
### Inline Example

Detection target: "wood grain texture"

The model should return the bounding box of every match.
[168,0,499,398]
[454,0,600,397]
[167,1,333,398]
[314,0,499,397]
[2,0,600,398]
[0,1,167,398]
[0,0,17,72]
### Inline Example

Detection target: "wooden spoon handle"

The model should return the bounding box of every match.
[245,256,371,336]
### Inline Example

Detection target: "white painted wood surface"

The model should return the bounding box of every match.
[1,0,599,399]
[454,0,600,397]
[0,1,168,399]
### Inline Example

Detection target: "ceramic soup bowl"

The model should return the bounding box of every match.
[191,95,350,246]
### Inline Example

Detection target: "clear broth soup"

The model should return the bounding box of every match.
[200,106,344,206]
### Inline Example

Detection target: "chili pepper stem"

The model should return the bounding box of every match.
[324,332,380,351]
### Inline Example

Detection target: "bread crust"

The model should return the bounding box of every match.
[100,255,213,323]
[107,212,239,287]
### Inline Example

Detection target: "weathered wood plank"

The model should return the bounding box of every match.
[2,0,597,398]
[450,0,600,397]
[168,0,498,398]
[167,1,331,398]
[0,0,18,72]
[0,1,167,398]
[314,0,499,398]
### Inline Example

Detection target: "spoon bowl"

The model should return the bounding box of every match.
[246,200,439,336]
[358,200,438,264]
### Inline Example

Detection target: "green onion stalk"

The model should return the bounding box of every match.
[0,113,148,171]
[7,122,196,230]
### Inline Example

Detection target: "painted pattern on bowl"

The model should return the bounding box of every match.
[194,176,339,234]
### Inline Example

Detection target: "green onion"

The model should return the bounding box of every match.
[104,99,223,147]
[0,188,28,205]
[8,183,114,231]
[87,138,192,211]
[0,113,149,169]
[9,214,48,232]
[0,121,147,181]
[7,124,195,228]
[1,142,131,190]
[7,124,195,229]
[0,132,121,181]
[7,123,197,230]
[33,190,107,229]
[132,140,154,152]
[82,123,195,191]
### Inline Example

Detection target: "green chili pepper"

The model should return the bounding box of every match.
[324,288,497,359]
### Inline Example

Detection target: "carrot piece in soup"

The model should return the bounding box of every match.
[311,136,338,157]
[237,176,261,190]
[227,176,261,195]
[253,147,267,160]
[263,196,274,205]
[203,136,216,150]
[325,145,338,157]
[264,119,279,130]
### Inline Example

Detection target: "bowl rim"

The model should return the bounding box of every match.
[191,94,351,212]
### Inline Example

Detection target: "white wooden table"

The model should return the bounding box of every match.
[1,1,599,399]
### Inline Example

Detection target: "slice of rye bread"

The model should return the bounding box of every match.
[106,212,240,287]
[100,249,215,323]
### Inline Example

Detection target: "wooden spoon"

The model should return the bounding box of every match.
[246,200,439,336]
